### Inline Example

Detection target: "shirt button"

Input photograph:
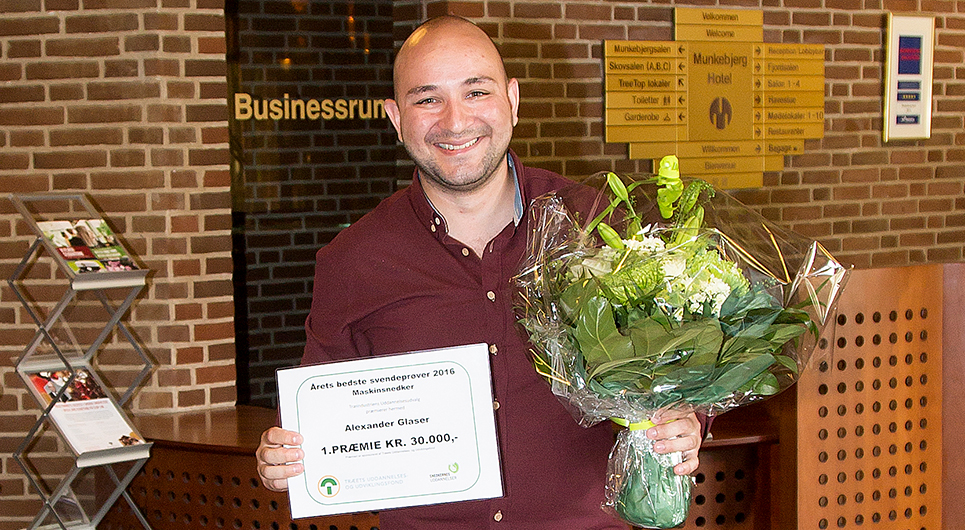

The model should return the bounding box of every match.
[434,217,441,225]
[493,400,500,410]
[430,224,436,233]
[462,248,470,257]
[489,344,498,355]
[486,291,496,301]
[494,511,503,522]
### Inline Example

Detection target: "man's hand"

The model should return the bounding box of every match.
[256,426,305,491]
[646,410,702,476]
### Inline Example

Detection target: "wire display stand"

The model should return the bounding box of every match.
[8,193,155,530]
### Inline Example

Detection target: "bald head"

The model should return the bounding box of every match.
[382,15,519,195]
[393,16,508,99]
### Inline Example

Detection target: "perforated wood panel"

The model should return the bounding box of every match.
[796,266,943,530]
[100,443,379,530]
[678,442,771,530]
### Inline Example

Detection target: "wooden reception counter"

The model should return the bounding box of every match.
[100,402,778,530]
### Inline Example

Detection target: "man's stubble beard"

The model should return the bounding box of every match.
[406,128,510,194]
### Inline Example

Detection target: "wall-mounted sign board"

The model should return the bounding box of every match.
[604,8,826,189]
[883,14,934,142]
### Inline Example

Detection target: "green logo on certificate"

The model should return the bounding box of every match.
[318,476,340,497]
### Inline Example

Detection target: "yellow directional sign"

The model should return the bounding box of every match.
[606,92,686,109]
[605,41,686,58]
[764,140,805,156]
[755,76,824,92]
[607,58,687,75]
[755,43,824,59]
[755,92,824,108]
[754,59,825,77]
[604,8,825,188]
[754,108,825,124]
[695,173,763,189]
[755,123,824,139]
[606,75,679,92]
[630,140,764,160]
[606,108,687,126]
[674,8,763,26]
[674,8,764,42]
[675,25,763,43]
[679,156,770,175]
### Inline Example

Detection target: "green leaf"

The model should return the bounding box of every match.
[774,354,799,374]
[764,323,808,346]
[574,296,634,370]
[559,279,598,324]
[746,372,780,396]
[684,354,777,406]
[719,336,771,364]
[584,195,622,235]
[627,317,723,368]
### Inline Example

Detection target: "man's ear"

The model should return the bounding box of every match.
[384,99,404,142]
[507,78,520,127]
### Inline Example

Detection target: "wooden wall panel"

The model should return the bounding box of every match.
[100,442,379,530]
[796,265,943,530]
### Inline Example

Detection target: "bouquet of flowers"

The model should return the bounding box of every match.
[515,155,849,528]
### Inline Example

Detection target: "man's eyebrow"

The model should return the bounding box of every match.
[406,84,438,97]
[465,76,497,85]
[404,76,499,97]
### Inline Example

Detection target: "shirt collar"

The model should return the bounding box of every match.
[411,153,523,237]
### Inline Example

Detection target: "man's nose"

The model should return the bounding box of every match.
[440,99,472,133]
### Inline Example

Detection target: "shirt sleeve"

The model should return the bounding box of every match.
[302,246,366,366]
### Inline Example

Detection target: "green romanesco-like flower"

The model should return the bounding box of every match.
[685,247,749,296]
[600,257,665,304]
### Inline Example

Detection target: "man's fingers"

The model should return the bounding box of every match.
[261,426,303,448]
[257,427,306,491]
[258,444,305,466]
[258,460,304,488]
[646,412,701,444]
[258,462,301,482]
[673,454,700,476]
[644,411,703,476]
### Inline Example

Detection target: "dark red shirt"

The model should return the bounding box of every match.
[302,151,628,529]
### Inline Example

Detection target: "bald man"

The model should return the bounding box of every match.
[256,16,703,529]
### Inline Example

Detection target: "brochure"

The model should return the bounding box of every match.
[25,367,150,467]
[36,219,138,274]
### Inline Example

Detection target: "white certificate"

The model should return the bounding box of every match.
[277,343,503,518]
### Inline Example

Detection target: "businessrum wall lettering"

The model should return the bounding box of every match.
[227,0,396,407]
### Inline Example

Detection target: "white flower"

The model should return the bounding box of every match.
[624,236,665,254]
[569,247,618,279]
[704,276,732,315]
[661,255,686,279]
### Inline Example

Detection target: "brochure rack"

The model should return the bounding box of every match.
[8,193,155,530]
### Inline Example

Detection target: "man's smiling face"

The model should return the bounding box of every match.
[385,18,519,194]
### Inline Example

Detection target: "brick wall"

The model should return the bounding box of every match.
[229,0,396,407]
[235,0,964,406]
[414,0,964,271]
[0,0,962,526]
[0,1,233,528]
